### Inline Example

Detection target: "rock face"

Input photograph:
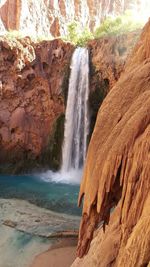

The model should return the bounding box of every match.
[0,30,139,173]
[0,36,73,172]
[89,30,140,90]
[72,20,150,266]
[0,0,146,37]
[88,30,140,135]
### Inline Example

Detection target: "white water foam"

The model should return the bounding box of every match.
[38,169,82,185]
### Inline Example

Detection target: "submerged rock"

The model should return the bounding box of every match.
[0,198,80,237]
[72,20,150,266]
[0,224,51,267]
[0,198,79,267]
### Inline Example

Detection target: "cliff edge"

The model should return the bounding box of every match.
[72,19,150,267]
[0,0,145,37]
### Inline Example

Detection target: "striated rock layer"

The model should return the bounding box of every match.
[72,20,150,266]
[0,0,147,37]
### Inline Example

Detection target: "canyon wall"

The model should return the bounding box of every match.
[72,20,150,267]
[0,37,74,173]
[88,30,140,134]
[0,28,140,174]
[0,0,146,37]
[0,30,139,174]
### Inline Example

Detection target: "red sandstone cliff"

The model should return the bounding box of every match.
[0,31,138,173]
[0,0,145,37]
[88,30,140,91]
[0,37,73,172]
[72,20,150,267]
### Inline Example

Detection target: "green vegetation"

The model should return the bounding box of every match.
[63,21,93,46]
[40,114,65,170]
[3,30,53,42]
[5,30,24,40]
[89,73,109,139]
[2,11,143,46]
[64,11,143,46]
[94,11,142,39]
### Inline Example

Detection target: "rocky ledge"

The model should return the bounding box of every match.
[0,198,80,236]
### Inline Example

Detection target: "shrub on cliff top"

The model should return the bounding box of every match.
[94,11,142,39]
[4,30,53,42]
[5,30,24,40]
[64,11,143,46]
[64,21,93,46]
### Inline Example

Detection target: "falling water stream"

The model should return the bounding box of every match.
[0,47,90,267]
[61,47,90,172]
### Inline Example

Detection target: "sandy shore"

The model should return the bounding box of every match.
[30,238,77,267]
[0,199,79,267]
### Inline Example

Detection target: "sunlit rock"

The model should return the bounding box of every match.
[71,19,150,267]
[0,0,150,37]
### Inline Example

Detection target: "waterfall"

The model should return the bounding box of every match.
[61,47,90,172]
